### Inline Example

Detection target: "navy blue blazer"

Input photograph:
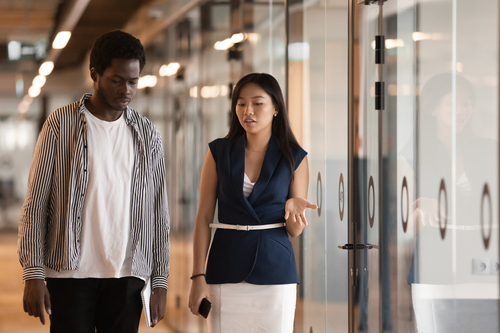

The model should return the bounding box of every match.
[205,134,307,285]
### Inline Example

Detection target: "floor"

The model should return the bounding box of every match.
[0,231,176,333]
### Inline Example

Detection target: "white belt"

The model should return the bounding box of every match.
[209,222,286,231]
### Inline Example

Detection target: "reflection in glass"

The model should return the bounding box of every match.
[411,0,499,328]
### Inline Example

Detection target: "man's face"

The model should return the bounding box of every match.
[92,58,140,112]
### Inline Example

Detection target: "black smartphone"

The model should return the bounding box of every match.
[198,297,212,318]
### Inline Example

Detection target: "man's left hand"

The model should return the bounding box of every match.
[150,287,167,327]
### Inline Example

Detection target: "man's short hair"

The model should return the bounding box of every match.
[89,30,146,75]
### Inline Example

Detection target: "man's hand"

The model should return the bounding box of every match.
[23,279,51,325]
[150,287,167,327]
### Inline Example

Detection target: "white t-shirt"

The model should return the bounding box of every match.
[46,107,135,278]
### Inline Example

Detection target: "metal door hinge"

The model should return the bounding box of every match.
[375,35,385,64]
[375,81,385,110]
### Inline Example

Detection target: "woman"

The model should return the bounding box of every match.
[188,73,317,332]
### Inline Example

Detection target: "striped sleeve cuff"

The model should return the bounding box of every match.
[22,267,46,281]
[151,275,169,290]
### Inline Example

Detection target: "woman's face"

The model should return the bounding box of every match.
[235,83,276,136]
[433,87,473,133]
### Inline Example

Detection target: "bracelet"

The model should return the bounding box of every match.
[190,273,206,280]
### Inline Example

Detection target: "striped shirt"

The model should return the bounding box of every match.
[18,94,170,290]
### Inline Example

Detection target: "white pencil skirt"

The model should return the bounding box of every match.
[207,282,297,333]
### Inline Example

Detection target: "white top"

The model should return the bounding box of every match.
[243,173,255,198]
[46,107,135,278]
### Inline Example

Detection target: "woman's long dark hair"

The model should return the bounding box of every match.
[226,73,299,173]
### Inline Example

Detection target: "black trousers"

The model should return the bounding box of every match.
[46,277,144,333]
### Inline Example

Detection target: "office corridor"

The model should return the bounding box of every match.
[0,0,499,332]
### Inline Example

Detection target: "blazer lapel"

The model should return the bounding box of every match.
[230,135,260,220]
[247,135,282,204]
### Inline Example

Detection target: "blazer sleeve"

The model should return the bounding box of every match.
[208,138,227,168]
[293,145,308,170]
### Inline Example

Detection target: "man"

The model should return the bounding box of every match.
[18,30,170,332]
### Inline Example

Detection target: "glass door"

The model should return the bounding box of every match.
[295,0,499,332]
[412,0,499,331]
[353,0,500,332]
[352,1,384,332]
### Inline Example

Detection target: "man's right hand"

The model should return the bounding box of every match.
[23,279,51,325]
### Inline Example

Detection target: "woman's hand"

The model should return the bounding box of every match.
[285,197,318,237]
[188,276,210,316]
[285,197,318,226]
[285,197,318,227]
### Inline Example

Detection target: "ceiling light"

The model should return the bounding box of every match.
[385,39,404,49]
[230,33,246,43]
[214,39,234,50]
[28,86,41,98]
[52,31,72,49]
[23,94,33,104]
[190,86,198,98]
[159,62,180,77]
[200,85,221,98]
[39,61,54,76]
[246,33,260,44]
[138,75,157,89]
[8,41,22,60]
[412,32,445,41]
[18,101,30,114]
[32,75,47,88]
[220,85,229,96]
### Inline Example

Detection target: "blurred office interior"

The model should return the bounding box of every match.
[0,0,498,332]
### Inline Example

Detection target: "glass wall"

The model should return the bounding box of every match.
[353,0,499,332]
[297,0,499,332]
[412,0,499,331]
[291,0,349,332]
[301,0,328,331]
[324,1,349,331]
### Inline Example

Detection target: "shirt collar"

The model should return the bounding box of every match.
[78,93,135,125]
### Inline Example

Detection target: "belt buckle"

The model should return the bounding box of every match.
[235,224,250,231]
